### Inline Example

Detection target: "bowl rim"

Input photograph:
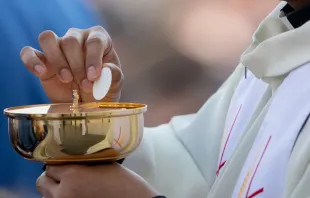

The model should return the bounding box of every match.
[4,102,147,120]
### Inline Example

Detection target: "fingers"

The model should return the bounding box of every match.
[104,63,123,88]
[60,28,91,92]
[36,172,58,198]
[39,30,73,83]
[20,47,47,77]
[92,63,123,101]
[45,165,64,182]
[22,26,122,99]
[85,26,113,81]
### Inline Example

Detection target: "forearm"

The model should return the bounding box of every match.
[123,125,210,198]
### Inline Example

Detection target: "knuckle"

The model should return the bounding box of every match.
[61,34,81,48]
[36,174,44,189]
[35,179,41,189]
[38,30,56,44]
[91,25,106,33]
[86,34,106,46]
[68,27,81,33]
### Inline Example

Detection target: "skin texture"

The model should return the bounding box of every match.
[36,164,159,198]
[21,27,157,198]
[21,26,123,103]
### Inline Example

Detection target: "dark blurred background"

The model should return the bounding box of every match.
[0,0,278,197]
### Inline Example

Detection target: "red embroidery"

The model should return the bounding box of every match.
[218,161,227,174]
[247,188,264,198]
[245,136,272,198]
[216,105,242,176]
[112,127,123,147]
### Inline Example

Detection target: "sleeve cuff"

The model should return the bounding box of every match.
[116,158,125,164]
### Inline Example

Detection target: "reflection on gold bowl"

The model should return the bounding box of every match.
[3,102,147,164]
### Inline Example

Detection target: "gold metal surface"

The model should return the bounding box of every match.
[4,92,147,164]
[70,89,80,112]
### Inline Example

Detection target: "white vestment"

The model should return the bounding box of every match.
[123,2,310,198]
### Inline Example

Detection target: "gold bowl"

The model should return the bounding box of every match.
[3,101,147,164]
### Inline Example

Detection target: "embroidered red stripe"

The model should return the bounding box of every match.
[247,188,264,198]
[245,136,272,198]
[217,105,242,176]
[216,161,227,176]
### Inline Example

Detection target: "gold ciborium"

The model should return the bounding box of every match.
[3,90,146,164]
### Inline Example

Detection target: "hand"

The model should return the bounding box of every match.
[20,26,123,103]
[36,164,160,198]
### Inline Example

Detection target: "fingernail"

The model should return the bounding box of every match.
[82,78,93,93]
[34,65,46,76]
[87,66,98,80]
[59,68,73,83]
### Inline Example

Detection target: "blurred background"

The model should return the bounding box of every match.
[0,0,278,197]
[91,0,278,126]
